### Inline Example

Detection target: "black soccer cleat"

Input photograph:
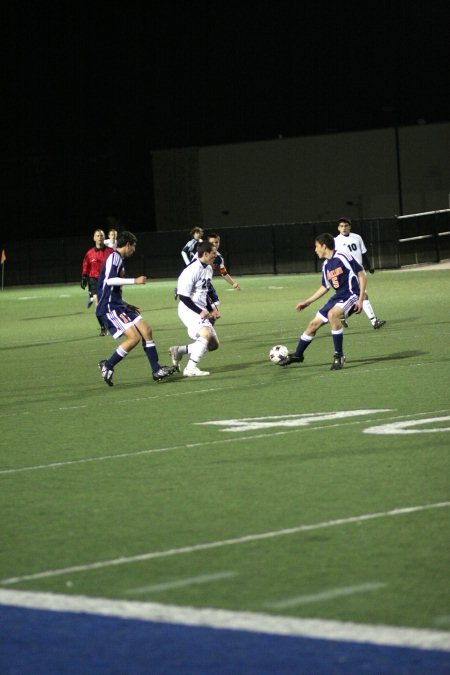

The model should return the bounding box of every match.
[278,354,304,367]
[330,353,346,370]
[152,365,178,382]
[99,325,108,336]
[98,360,114,386]
[373,319,386,329]
[342,318,349,328]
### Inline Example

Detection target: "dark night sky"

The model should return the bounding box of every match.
[4,1,450,238]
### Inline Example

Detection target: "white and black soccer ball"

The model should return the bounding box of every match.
[269,344,289,363]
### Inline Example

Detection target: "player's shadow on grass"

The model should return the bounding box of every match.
[216,360,270,372]
[347,350,426,365]
[22,312,88,320]
[0,334,101,351]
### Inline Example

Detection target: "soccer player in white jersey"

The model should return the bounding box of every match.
[170,241,220,377]
[96,231,177,386]
[334,218,386,329]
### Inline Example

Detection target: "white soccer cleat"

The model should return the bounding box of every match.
[169,346,183,371]
[183,365,210,377]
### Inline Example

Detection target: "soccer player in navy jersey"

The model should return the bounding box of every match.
[173,226,205,301]
[181,227,204,266]
[96,231,177,386]
[278,232,366,370]
[205,233,241,308]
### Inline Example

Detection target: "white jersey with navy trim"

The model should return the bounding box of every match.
[334,232,367,266]
[177,258,213,310]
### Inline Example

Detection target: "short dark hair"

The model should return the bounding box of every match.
[190,227,204,236]
[197,241,215,256]
[315,233,335,250]
[117,231,137,248]
[338,217,352,226]
[206,232,220,240]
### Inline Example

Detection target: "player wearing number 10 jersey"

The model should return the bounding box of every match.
[334,217,386,329]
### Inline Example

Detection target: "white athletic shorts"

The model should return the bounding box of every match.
[178,302,217,341]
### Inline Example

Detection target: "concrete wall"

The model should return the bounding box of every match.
[151,122,450,231]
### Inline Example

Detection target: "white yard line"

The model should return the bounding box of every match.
[0,430,328,475]
[126,571,237,595]
[0,588,449,651]
[1,502,448,585]
[267,582,387,608]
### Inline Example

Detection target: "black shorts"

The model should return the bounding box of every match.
[88,277,99,296]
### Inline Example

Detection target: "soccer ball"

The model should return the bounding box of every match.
[269,344,289,363]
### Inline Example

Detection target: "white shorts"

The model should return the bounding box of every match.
[178,302,217,341]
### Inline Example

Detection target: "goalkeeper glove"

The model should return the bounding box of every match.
[81,275,88,289]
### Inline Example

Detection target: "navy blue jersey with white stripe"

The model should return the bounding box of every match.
[96,251,127,316]
[322,250,363,299]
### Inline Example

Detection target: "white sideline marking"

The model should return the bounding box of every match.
[127,571,237,595]
[0,431,312,475]
[0,589,449,652]
[267,583,387,609]
[1,502,448,585]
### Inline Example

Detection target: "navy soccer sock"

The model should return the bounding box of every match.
[143,340,160,372]
[106,346,128,368]
[294,334,313,357]
[331,329,344,356]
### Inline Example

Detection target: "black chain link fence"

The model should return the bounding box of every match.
[2,212,449,287]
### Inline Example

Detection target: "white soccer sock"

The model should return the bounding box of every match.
[363,300,376,322]
[187,337,208,367]
[300,332,314,343]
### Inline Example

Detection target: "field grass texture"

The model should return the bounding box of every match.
[0,269,449,633]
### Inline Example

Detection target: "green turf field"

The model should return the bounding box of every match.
[0,269,449,633]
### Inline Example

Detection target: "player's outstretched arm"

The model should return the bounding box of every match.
[296,285,328,312]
